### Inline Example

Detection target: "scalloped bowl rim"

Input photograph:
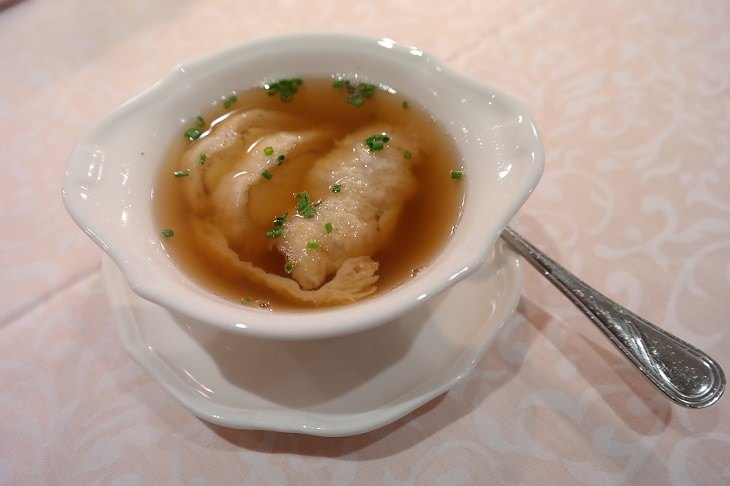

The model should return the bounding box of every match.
[63,33,544,339]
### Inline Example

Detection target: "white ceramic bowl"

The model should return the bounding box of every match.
[63,33,543,339]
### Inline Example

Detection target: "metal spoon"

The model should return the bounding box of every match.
[501,226,725,408]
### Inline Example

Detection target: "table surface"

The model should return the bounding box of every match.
[2,0,729,484]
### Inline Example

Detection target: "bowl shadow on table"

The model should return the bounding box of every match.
[0,0,25,12]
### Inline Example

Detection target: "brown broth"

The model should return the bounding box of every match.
[154,78,464,310]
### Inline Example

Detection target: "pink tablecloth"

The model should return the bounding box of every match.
[2,0,729,484]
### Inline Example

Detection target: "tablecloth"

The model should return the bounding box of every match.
[2,0,729,484]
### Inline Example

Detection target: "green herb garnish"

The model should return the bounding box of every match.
[330,183,341,193]
[364,134,390,151]
[240,297,253,306]
[450,169,464,180]
[403,150,413,159]
[265,212,287,238]
[402,100,409,109]
[306,240,321,249]
[195,115,205,127]
[295,192,317,219]
[261,170,273,180]
[173,169,190,178]
[161,228,174,238]
[264,146,274,156]
[277,154,285,164]
[324,222,333,234]
[265,228,283,238]
[199,153,207,165]
[184,128,202,140]
[265,78,303,102]
[333,79,377,107]
[284,261,294,274]
[223,94,238,109]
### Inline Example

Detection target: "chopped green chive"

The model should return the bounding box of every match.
[333,79,377,107]
[198,153,207,165]
[277,154,286,164]
[295,192,317,219]
[240,297,253,306]
[273,213,287,226]
[301,206,316,219]
[265,78,303,102]
[261,170,273,180]
[364,134,390,151]
[284,261,294,274]
[161,228,174,238]
[184,128,202,140]
[450,169,464,180]
[331,183,341,193]
[403,150,413,159]
[263,146,274,156]
[324,222,333,234]
[173,169,190,178]
[265,212,287,238]
[223,94,238,109]
[306,240,321,250]
[195,115,205,127]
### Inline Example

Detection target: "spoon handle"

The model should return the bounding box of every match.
[501,226,725,408]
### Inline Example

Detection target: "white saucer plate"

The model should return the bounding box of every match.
[102,241,522,437]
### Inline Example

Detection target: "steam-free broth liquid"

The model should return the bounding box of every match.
[155,78,464,309]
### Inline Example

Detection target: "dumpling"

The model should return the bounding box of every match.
[178,113,421,305]
[277,123,421,290]
[189,219,380,305]
[179,109,335,258]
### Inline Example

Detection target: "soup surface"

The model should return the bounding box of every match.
[154,77,464,310]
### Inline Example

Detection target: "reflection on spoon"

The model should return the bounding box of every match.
[501,226,725,409]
